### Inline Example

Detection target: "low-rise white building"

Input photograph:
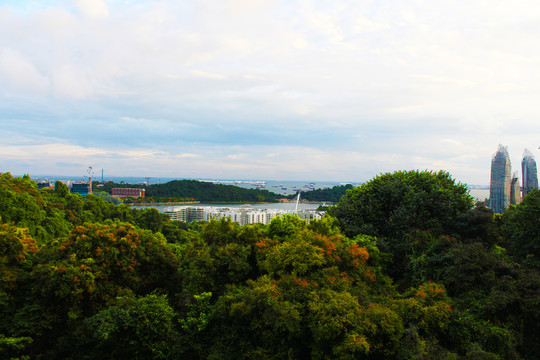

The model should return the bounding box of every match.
[164,206,205,222]
[164,206,322,225]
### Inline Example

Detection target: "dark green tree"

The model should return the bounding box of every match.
[79,294,176,359]
[328,170,474,284]
[329,170,473,240]
[500,189,540,267]
[54,181,70,198]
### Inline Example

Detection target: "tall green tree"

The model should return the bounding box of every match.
[79,294,176,360]
[329,170,473,240]
[500,189,540,267]
[328,170,474,284]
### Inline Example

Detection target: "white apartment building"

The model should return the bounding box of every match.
[164,207,205,222]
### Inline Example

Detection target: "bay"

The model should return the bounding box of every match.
[133,202,325,212]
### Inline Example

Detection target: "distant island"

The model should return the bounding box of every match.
[286,183,354,203]
[94,179,282,203]
[94,179,356,204]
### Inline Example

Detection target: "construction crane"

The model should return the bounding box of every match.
[87,166,94,181]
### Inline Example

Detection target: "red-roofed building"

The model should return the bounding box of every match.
[111,188,145,198]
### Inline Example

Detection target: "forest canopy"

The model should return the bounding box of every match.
[0,171,538,359]
[286,184,354,203]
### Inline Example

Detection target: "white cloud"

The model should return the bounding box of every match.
[35,7,78,34]
[52,64,95,98]
[190,69,226,80]
[2,0,540,184]
[76,0,109,19]
[227,154,245,160]
[173,153,201,159]
[0,142,106,159]
[0,48,50,94]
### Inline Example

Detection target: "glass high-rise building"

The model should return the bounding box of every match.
[489,144,512,213]
[522,148,538,198]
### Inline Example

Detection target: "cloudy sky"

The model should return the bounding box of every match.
[1,0,539,184]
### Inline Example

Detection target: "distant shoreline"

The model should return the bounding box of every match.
[128,199,326,206]
[126,201,201,206]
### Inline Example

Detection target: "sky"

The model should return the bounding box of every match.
[1,0,539,184]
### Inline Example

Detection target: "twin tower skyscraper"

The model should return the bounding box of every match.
[489,144,538,213]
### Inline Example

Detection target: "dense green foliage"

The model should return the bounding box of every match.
[287,184,354,202]
[96,180,281,203]
[1,171,539,359]
[329,170,475,284]
[500,189,540,267]
[328,170,473,240]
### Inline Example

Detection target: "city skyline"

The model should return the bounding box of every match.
[2,1,540,184]
[489,144,512,213]
[489,145,539,213]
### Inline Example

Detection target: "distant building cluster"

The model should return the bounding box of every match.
[164,206,322,225]
[35,180,148,199]
[35,180,53,189]
[489,145,538,213]
[34,179,93,196]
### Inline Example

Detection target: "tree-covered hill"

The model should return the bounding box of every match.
[1,171,539,359]
[96,179,281,202]
[287,184,354,202]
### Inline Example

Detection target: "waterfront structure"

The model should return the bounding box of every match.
[522,149,538,198]
[164,206,322,225]
[111,188,145,198]
[165,207,205,222]
[206,207,278,225]
[489,144,512,213]
[510,172,521,205]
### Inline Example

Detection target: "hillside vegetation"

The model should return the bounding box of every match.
[96,179,281,203]
[1,171,539,359]
[287,184,354,202]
